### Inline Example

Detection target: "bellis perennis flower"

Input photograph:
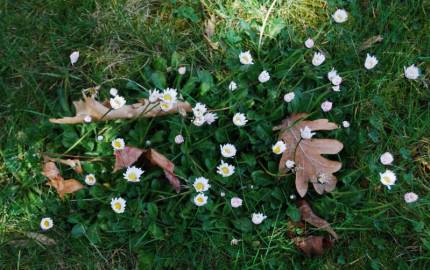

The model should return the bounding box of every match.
[233,113,247,127]
[194,193,208,206]
[364,54,378,70]
[239,51,254,65]
[258,70,270,83]
[220,144,237,158]
[204,112,218,125]
[161,88,178,104]
[321,101,333,112]
[272,141,286,155]
[217,161,235,177]
[123,166,144,182]
[332,9,348,23]
[112,138,125,151]
[300,126,315,139]
[110,95,126,110]
[404,192,419,203]
[380,170,397,190]
[229,81,238,91]
[70,51,79,65]
[312,52,326,66]
[404,64,420,80]
[174,134,184,144]
[111,197,126,213]
[285,160,295,170]
[342,121,350,128]
[40,217,54,231]
[109,88,118,97]
[251,213,267,225]
[284,92,295,103]
[230,197,243,208]
[148,89,161,103]
[178,66,186,75]
[85,174,96,186]
[304,38,314,49]
[380,152,394,165]
[193,177,211,192]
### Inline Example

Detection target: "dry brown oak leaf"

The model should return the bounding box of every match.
[274,113,343,197]
[42,161,84,199]
[49,95,192,124]
[113,146,181,193]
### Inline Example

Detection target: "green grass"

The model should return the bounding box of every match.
[1,0,430,269]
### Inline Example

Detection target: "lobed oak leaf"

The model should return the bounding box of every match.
[44,156,82,174]
[49,95,192,124]
[298,200,338,240]
[293,236,333,256]
[276,113,343,197]
[113,146,145,173]
[42,161,84,199]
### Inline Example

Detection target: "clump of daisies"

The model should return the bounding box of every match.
[191,102,218,126]
[192,176,211,207]
[327,68,343,92]
[147,88,181,112]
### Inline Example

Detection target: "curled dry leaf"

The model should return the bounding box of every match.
[49,95,192,124]
[293,236,333,256]
[44,155,83,174]
[113,146,180,193]
[298,200,338,240]
[42,161,84,199]
[275,113,343,197]
[24,232,57,246]
[359,35,383,51]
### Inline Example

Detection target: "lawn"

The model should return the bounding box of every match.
[1,0,430,269]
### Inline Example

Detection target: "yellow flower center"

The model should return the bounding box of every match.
[114,141,122,148]
[241,55,249,63]
[274,146,280,154]
[224,148,231,153]
[163,94,172,101]
[128,172,137,181]
[195,182,204,191]
[43,220,50,227]
[161,103,169,109]
[114,202,122,210]
[382,176,391,185]
[196,197,204,203]
[222,167,229,174]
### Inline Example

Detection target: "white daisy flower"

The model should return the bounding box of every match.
[364,54,378,70]
[40,217,54,231]
[230,238,240,245]
[272,141,286,155]
[404,192,419,203]
[284,92,295,103]
[111,197,126,213]
[204,112,218,125]
[380,152,394,165]
[285,160,295,169]
[331,75,342,86]
[192,115,206,126]
[404,64,420,80]
[161,88,178,104]
[84,115,92,123]
[379,170,397,189]
[321,101,333,112]
[149,89,161,103]
[217,161,235,177]
[192,103,207,117]
[220,144,237,158]
[109,88,118,97]
[258,70,270,83]
[230,197,243,208]
[111,138,125,151]
[342,121,350,128]
[239,51,254,65]
[300,126,315,139]
[178,66,186,75]
[194,193,208,206]
[123,166,144,182]
[97,135,104,141]
[304,38,314,49]
[193,177,211,192]
[233,113,247,127]
[110,95,126,110]
[70,51,79,65]
[229,81,238,91]
[174,134,184,144]
[85,174,96,186]
[327,68,338,81]
[332,85,340,92]
[251,213,267,225]
[312,52,326,66]
[332,9,348,23]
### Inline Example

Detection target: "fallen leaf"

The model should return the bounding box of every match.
[113,146,181,193]
[49,95,192,124]
[359,35,383,51]
[293,236,333,256]
[113,146,145,173]
[44,156,83,174]
[298,200,338,240]
[275,113,343,197]
[24,232,57,246]
[204,15,219,50]
[42,161,84,199]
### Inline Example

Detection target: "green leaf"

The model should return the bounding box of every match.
[174,6,199,22]
[286,205,301,222]
[150,71,166,89]
[71,224,85,238]
[146,203,158,218]
[233,217,253,232]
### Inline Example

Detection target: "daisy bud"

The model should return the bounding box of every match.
[178,66,186,75]
[70,51,79,65]
[404,192,419,203]
[332,9,348,23]
[251,213,267,225]
[230,197,243,208]
[258,70,270,83]
[364,54,378,70]
[312,52,326,66]
[380,152,394,165]
[404,64,420,80]
[109,88,118,97]
[174,134,184,144]
[304,38,314,49]
[284,92,295,103]
[321,101,333,112]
